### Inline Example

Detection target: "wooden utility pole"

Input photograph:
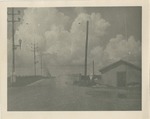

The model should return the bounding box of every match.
[84,21,89,76]
[40,54,43,76]
[93,60,95,76]
[32,39,39,76]
[33,39,36,76]
[124,13,128,40]
[26,23,38,76]
[8,8,20,84]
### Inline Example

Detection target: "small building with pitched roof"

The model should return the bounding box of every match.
[99,60,141,87]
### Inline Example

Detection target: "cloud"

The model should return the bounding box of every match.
[16,8,70,48]
[8,8,141,75]
[70,13,110,65]
[12,8,70,65]
[8,8,71,75]
[104,34,141,66]
[44,25,72,64]
[43,12,110,65]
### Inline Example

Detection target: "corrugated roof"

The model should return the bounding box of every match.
[99,60,141,73]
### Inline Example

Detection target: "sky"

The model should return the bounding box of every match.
[7,7,141,75]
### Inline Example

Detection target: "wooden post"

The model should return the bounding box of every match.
[84,20,89,76]
[93,60,94,76]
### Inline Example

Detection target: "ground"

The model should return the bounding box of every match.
[8,75,141,111]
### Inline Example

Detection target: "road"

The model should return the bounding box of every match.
[8,75,141,111]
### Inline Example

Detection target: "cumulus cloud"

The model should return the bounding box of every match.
[70,13,110,65]
[104,35,141,66]
[11,8,70,66]
[8,8,141,75]
[44,25,72,64]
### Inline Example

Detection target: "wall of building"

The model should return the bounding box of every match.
[101,64,126,87]
[126,66,141,85]
[101,64,141,87]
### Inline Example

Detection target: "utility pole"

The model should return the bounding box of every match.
[25,23,39,76]
[33,39,36,76]
[124,13,128,40]
[84,20,89,76]
[32,39,38,76]
[93,60,95,76]
[26,41,38,76]
[8,8,21,84]
[41,54,43,76]
[38,53,47,77]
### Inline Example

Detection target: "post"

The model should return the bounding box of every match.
[41,54,43,76]
[12,8,15,82]
[26,23,38,76]
[93,60,94,76]
[33,39,36,76]
[8,8,20,84]
[84,20,89,76]
[124,13,128,40]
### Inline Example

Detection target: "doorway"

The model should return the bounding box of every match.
[117,71,126,87]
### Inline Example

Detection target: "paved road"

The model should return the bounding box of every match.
[8,75,93,111]
[8,75,141,111]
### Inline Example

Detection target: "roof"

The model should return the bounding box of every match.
[99,60,141,73]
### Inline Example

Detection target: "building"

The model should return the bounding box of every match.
[99,60,141,87]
